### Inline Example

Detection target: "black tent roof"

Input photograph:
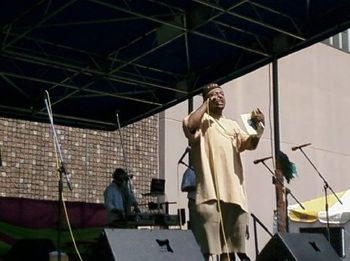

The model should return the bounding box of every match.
[1,0,350,130]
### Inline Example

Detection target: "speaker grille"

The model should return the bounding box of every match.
[92,229,204,261]
[256,233,341,261]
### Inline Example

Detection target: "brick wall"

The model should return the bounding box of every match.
[0,115,159,209]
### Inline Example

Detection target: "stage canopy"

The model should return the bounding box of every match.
[289,189,350,225]
[1,0,350,130]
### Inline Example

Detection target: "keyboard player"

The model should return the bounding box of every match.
[104,168,140,227]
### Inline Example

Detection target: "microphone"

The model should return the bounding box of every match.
[178,146,191,164]
[291,143,311,151]
[253,156,273,164]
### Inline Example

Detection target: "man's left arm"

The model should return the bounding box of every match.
[247,123,264,148]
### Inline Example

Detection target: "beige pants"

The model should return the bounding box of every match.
[196,200,248,255]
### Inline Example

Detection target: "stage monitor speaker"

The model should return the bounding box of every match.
[4,238,55,261]
[93,228,204,261]
[299,226,345,257]
[256,233,341,261]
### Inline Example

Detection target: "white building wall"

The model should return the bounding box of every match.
[161,42,350,259]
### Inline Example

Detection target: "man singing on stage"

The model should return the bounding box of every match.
[182,83,264,261]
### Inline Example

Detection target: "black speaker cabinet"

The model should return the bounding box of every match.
[300,226,345,257]
[93,228,204,261]
[256,233,341,261]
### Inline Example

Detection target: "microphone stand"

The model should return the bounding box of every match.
[178,160,194,171]
[0,144,2,167]
[116,112,135,217]
[44,93,73,261]
[294,147,342,241]
[259,160,305,233]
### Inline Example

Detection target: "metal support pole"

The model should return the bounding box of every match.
[272,58,286,233]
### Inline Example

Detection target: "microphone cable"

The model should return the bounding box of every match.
[206,99,231,261]
[45,91,83,261]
